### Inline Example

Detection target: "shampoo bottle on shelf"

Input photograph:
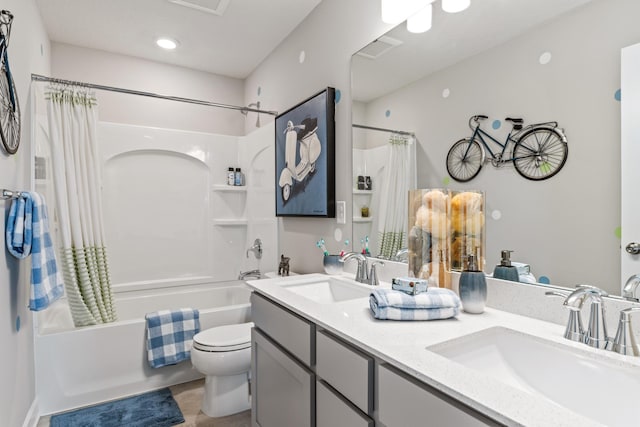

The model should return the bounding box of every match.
[459,253,487,314]
[234,168,245,186]
[227,167,235,185]
[493,250,520,282]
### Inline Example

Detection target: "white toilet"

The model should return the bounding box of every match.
[191,321,254,418]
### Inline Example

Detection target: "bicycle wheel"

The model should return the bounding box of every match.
[446,138,484,182]
[0,59,20,154]
[513,128,567,181]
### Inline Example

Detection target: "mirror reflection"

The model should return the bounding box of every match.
[351,0,640,296]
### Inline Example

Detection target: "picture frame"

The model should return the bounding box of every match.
[275,87,335,217]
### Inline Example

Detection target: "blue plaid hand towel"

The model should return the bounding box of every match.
[6,192,64,311]
[145,308,200,368]
[369,288,461,321]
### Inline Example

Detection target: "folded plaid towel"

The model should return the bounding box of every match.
[6,192,64,311]
[369,288,461,320]
[145,308,200,368]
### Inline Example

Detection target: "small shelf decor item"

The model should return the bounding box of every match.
[275,87,336,217]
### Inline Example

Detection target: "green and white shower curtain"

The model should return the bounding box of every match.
[45,86,117,326]
[377,134,415,259]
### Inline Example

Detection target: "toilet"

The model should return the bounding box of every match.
[191,321,254,418]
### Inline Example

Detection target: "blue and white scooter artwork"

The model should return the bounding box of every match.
[278,117,321,203]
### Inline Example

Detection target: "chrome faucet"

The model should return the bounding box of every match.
[246,238,263,259]
[341,252,368,284]
[238,269,261,280]
[622,274,640,302]
[563,285,610,349]
[611,307,640,356]
[394,248,408,262]
[369,260,384,286]
[546,290,586,342]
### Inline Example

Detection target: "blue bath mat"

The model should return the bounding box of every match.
[50,388,184,427]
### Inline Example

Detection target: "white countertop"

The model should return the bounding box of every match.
[247,273,640,427]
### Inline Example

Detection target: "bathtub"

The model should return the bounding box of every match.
[34,281,252,415]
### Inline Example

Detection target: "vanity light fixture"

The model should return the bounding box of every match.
[442,0,471,13]
[156,37,178,50]
[407,3,433,33]
[381,0,429,24]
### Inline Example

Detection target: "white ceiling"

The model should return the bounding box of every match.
[35,0,322,79]
[352,0,594,102]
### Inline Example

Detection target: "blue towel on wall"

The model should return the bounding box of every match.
[145,308,200,368]
[6,192,64,311]
[369,288,461,321]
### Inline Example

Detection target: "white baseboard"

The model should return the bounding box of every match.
[22,398,39,427]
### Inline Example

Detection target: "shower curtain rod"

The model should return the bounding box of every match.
[352,123,415,137]
[31,74,279,116]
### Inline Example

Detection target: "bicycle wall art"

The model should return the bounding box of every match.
[446,115,568,182]
[0,10,20,155]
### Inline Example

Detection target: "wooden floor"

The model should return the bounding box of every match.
[37,379,251,427]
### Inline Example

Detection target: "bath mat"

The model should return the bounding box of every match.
[50,388,184,427]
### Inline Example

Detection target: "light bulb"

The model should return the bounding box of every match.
[442,0,470,13]
[156,37,178,50]
[407,4,432,33]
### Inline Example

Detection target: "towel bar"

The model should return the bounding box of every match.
[1,189,23,199]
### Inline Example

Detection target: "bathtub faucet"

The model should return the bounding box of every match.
[247,238,263,259]
[239,269,261,280]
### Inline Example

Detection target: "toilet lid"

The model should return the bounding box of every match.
[193,322,254,352]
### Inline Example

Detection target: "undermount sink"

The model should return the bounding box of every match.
[281,276,372,304]
[429,327,640,427]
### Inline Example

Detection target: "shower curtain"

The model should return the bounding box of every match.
[45,86,117,327]
[377,134,414,259]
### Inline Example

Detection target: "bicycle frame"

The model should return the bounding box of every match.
[466,122,519,162]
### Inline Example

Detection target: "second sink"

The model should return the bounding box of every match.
[428,326,640,427]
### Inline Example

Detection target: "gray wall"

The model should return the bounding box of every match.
[50,43,246,136]
[245,0,393,273]
[0,1,51,425]
[361,0,639,293]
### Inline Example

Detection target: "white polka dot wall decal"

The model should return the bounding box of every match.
[299,50,306,63]
[539,52,552,65]
[491,210,502,220]
[334,228,342,242]
[442,88,450,98]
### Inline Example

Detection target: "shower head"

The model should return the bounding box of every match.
[241,101,261,127]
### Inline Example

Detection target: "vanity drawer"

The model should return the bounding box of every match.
[250,292,314,366]
[316,380,373,427]
[378,364,501,427]
[316,329,373,414]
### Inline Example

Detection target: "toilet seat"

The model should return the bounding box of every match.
[193,322,254,352]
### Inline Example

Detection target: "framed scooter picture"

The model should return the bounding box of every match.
[275,87,335,217]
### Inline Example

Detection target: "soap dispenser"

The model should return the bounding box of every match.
[458,252,487,314]
[493,250,520,282]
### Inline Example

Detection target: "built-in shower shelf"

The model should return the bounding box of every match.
[212,185,247,192]
[353,217,374,223]
[353,189,373,195]
[213,219,248,226]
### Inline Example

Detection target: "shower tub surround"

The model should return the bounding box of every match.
[34,281,251,415]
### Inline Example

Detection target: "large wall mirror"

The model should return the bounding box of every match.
[351,0,640,296]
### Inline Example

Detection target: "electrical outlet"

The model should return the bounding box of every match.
[336,201,346,224]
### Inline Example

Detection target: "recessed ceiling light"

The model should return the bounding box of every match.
[156,37,178,50]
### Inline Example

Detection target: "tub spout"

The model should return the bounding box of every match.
[239,269,261,280]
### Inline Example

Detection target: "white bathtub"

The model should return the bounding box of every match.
[34,281,252,415]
